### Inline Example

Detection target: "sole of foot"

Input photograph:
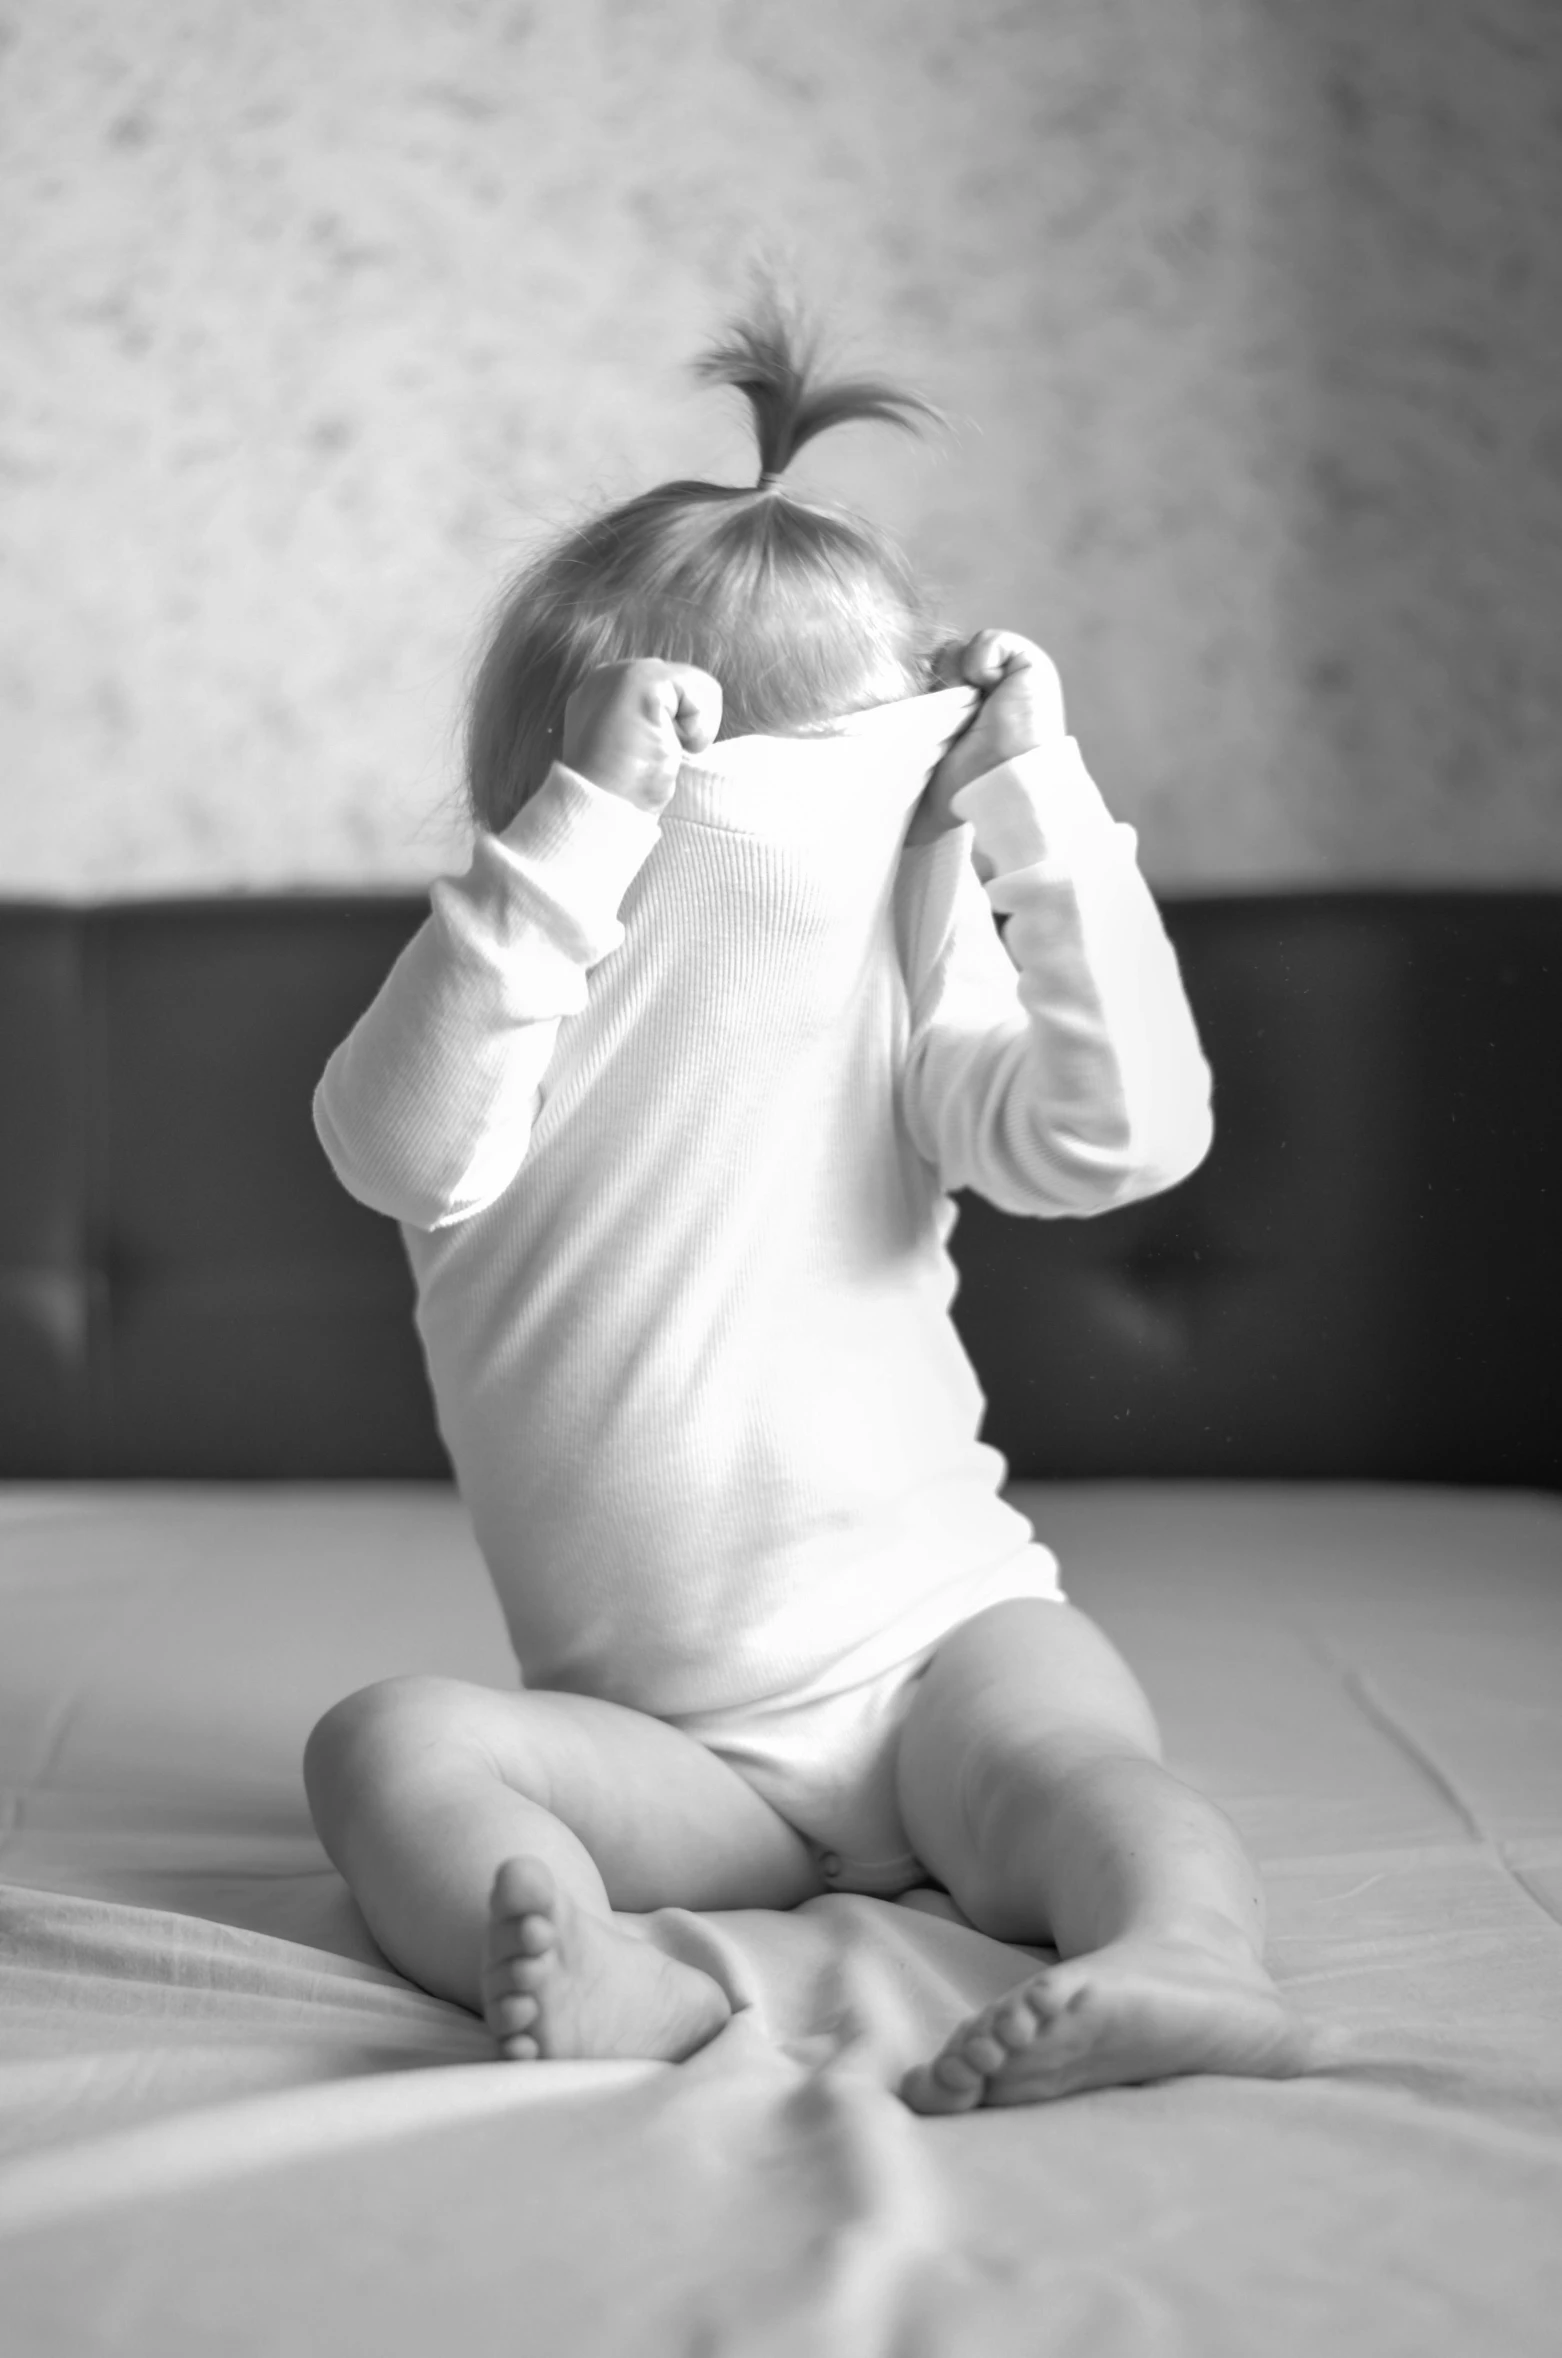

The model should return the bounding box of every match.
[480,1855,730,2065]
[900,1930,1316,2114]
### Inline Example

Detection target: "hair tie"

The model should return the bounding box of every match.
[756,470,783,491]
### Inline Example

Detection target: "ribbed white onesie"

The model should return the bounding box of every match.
[315,689,1213,1745]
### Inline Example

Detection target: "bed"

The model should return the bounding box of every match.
[2,891,1559,2355]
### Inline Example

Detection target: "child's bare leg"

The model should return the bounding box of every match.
[894,1601,1316,2112]
[304,1675,824,2063]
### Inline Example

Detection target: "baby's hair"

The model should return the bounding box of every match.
[465,298,947,833]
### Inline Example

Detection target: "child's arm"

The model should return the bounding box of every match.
[314,662,719,1229]
[901,634,1213,1216]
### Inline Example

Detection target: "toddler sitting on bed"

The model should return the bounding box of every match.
[305,300,1315,2112]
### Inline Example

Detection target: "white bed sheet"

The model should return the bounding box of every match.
[1,1480,1559,2355]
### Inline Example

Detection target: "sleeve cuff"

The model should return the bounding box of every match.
[949,738,1131,875]
[489,761,664,921]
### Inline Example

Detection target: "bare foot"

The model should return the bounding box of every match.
[481,1857,730,2064]
[900,1926,1315,2114]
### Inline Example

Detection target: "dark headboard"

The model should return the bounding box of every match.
[1,892,1556,1487]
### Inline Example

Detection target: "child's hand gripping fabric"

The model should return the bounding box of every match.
[905,630,1066,872]
[562,658,724,812]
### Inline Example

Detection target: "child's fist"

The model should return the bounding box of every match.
[906,631,1067,857]
[933,629,1065,781]
[561,660,723,813]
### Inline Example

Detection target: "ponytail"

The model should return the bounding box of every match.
[694,297,943,490]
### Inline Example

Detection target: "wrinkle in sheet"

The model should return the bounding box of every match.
[0,1885,486,2057]
[1289,1629,1490,1840]
[1,2039,978,2358]
[698,2058,956,2358]
[1497,1848,1562,1934]
[1501,1839,1562,1930]
[1289,1631,1562,1945]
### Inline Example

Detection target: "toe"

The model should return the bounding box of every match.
[993,1997,1039,2049]
[900,2061,981,2116]
[933,2049,984,2094]
[481,1955,527,2003]
[1019,1970,1084,2030]
[486,1917,543,1966]
[492,1856,556,1919]
[962,2032,1007,2075]
[489,1992,539,2037]
[499,2032,540,2061]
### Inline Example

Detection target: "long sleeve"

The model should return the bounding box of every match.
[313,763,662,1230]
[900,736,1214,1216]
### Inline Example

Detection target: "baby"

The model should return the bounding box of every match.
[306,302,1314,2112]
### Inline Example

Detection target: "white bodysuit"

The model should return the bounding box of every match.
[315,688,1213,1889]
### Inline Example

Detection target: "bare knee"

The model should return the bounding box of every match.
[303,1674,493,1853]
[897,1599,1165,1935]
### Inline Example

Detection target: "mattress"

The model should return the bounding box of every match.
[1,1479,1559,2355]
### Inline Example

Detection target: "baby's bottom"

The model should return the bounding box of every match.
[663,1648,949,1902]
[671,1677,929,1901]
[663,1544,1072,1899]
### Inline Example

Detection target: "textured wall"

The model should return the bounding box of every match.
[2,0,1560,895]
